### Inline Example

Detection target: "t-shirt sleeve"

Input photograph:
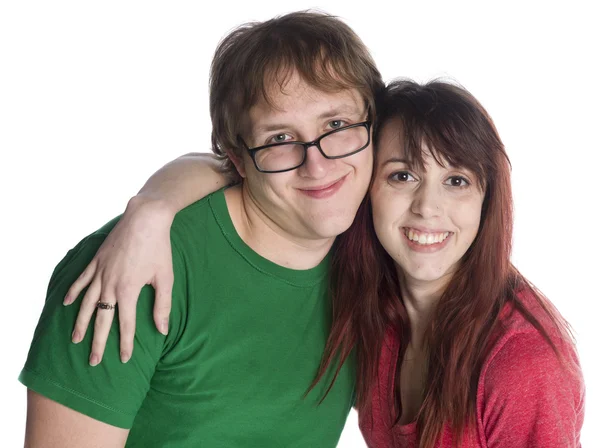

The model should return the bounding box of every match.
[479,330,585,448]
[19,232,170,429]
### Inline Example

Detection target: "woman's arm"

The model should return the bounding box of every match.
[64,153,232,365]
[134,152,233,214]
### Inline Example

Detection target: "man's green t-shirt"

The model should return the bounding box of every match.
[19,188,355,447]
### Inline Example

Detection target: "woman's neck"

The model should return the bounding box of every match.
[398,270,449,350]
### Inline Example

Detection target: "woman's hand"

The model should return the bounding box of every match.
[63,195,176,366]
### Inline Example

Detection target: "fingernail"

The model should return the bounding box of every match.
[72,331,81,344]
[63,296,71,306]
[89,354,99,366]
[120,351,130,363]
[160,319,169,335]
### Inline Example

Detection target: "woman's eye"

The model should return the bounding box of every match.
[389,171,416,182]
[445,176,470,187]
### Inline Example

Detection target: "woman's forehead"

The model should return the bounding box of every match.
[376,117,463,168]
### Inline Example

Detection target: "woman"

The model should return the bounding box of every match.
[312,80,584,446]
[64,80,584,446]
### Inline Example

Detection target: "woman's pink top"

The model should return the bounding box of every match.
[359,292,585,447]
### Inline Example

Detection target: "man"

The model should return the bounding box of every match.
[20,11,384,447]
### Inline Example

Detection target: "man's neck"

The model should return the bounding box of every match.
[224,185,334,270]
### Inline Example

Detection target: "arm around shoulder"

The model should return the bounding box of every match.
[479,330,585,448]
[136,152,233,214]
[62,152,230,364]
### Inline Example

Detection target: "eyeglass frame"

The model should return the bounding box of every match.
[237,120,372,173]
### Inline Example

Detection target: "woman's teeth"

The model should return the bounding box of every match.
[405,228,450,245]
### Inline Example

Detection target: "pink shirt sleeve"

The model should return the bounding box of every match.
[478,330,585,447]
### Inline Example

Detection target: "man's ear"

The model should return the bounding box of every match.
[225,150,246,178]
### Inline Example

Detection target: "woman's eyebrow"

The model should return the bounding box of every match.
[381,157,410,167]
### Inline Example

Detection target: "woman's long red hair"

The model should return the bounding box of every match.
[310,80,574,447]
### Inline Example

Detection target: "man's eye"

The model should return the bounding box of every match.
[389,171,416,182]
[329,120,347,129]
[270,134,292,143]
[445,176,470,187]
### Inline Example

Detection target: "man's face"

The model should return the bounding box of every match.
[234,72,373,243]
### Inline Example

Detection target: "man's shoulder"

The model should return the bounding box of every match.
[167,189,235,287]
[49,228,112,288]
[169,189,225,246]
[173,191,215,223]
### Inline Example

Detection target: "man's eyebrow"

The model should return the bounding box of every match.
[317,106,365,120]
[254,122,295,134]
[254,106,365,134]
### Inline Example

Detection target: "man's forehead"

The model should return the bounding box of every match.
[249,86,364,126]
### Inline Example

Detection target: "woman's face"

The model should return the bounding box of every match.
[370,118,485,290]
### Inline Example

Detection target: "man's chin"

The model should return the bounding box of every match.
[307,216,356,240]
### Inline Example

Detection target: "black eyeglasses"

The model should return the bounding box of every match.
[238,120,372,173]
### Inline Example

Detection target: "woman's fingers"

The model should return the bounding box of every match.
[89,291,117,366]
[65,199,177,365]
[153,270,174,336]
[116,288,138,363]
[71,277,102,344]
[64,258,98,306]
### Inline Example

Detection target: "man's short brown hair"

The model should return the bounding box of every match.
[209,10,384,178]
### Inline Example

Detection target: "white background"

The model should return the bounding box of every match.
[1,1,598,446]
